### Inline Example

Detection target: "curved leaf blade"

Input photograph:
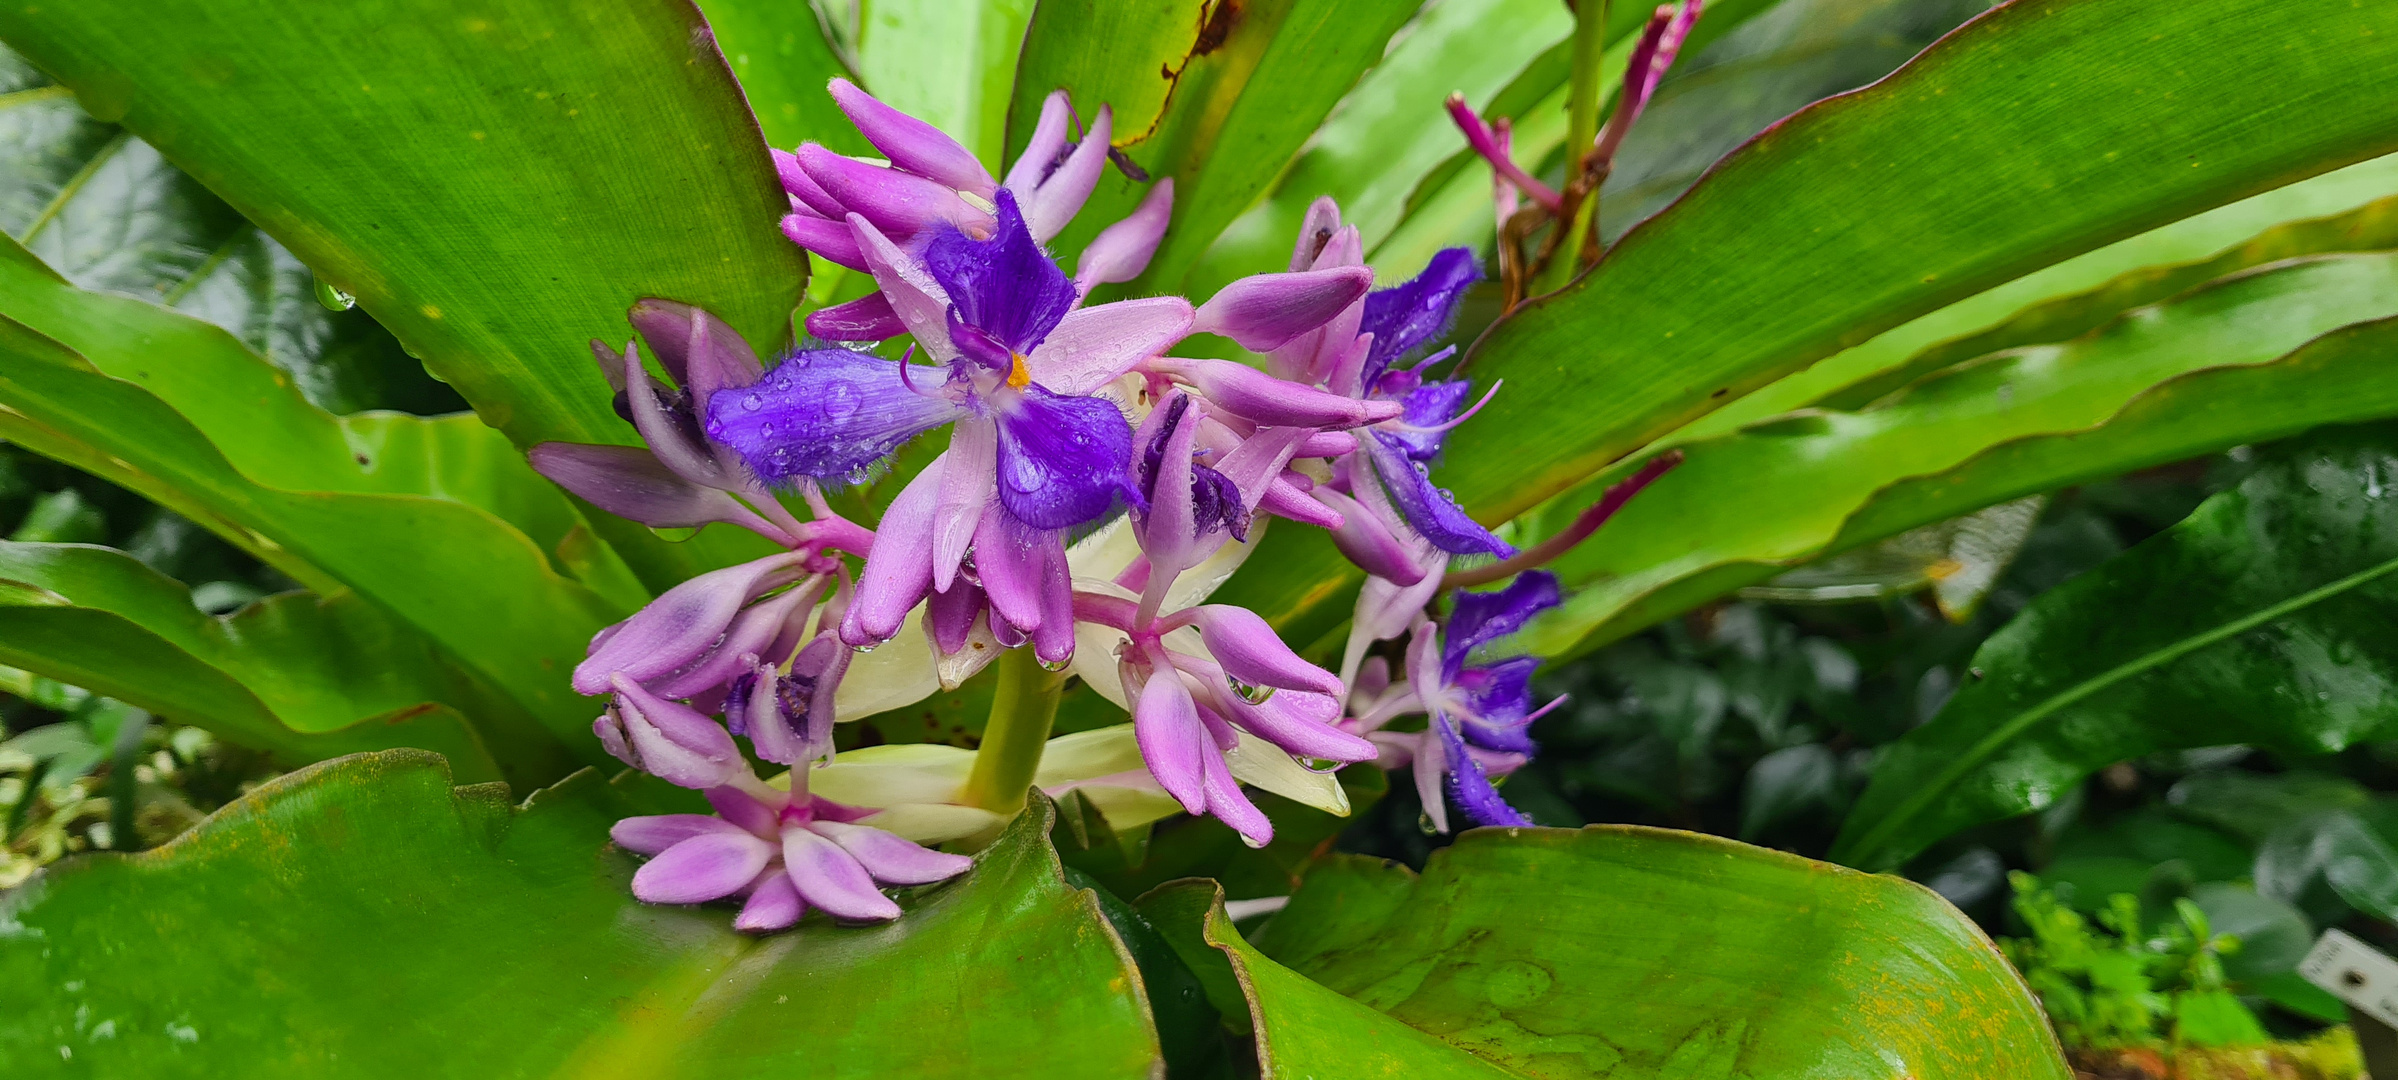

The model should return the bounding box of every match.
[0,0,808,453]
[0,541,506,781]
[1459,0,2398,521]
[1525,254,2398,655]
[1833,424,2398,870]
[1149,828,2067,1078]
[0,753,1163,1078]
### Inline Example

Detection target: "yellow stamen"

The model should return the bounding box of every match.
[1007,353,1032,389]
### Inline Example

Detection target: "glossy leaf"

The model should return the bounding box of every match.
[1696,152,2398,434]
[1223,0,2398,636]
[1147,826,2067,1077]
[0,752,1163,1078]
[1522,254,2398,656]
[1462,0,2398,514]
[698,0,864,155]
[1834,426,2398,870]
[853,0,1035,170]
[1007,0,1421,296]
[0,0,805,446]
[0,307,607,781]
[0,541,506,782]
[0,45,453,416]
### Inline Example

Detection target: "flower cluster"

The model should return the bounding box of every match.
[532,77,1670,931]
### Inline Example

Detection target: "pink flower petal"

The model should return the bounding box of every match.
[782,825,904,921]
[611,814,744,857]
[631,831,775,904]
[809,820,974,886]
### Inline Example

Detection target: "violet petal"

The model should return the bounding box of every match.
[631,831,775,904]
[1436,711,1531,828]
[611,814,743,857]
[1192,267,1375,353]
[844,458,944,645]
[704,348,966,486]
[827,77,997,196]
[1132,662,1209,813]
[1188,605,1342,696]
[806,291,909,342]
[1196,734,1273,847]
[528,443,786,539]
[993,384,1132,531]
[1363,432,1512,557]
[782,825,904,921]
[573,552,803,694]
[1022,104,1112,241]
[809,820,974,886]
[1357,247,1479,384]
[1155,357,1399,429]
[732,871,805,932]
[1075,178,1174,293]
[1442,570,1561,674]
[924,189,1076,355]
[781,213,870,271]
[796,144,988,241]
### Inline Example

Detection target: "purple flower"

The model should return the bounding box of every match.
[780,81,1153,343]
[612,783,972,930]
[531,301,852,549]
[710,191,1191,665]
[1339,571,1567,832]
[1074,587,1378,848]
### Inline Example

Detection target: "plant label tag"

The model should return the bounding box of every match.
[2300,928,2398,1027]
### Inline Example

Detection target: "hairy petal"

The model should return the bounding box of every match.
[1444,570,1562,672]
[805,291,909,342]
[1364,432,1512,557]
[781,212,869,270]
[796,143,987,241]
[1437,711,1531,828]
[1022,105,1113,242]
[924,189,1076,354]
[1358,247,1480,383]
[705,348,965,486]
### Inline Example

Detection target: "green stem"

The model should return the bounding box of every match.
[960,647,1068,814]
[1536,0,1610,295]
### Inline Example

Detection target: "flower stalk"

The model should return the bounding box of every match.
[1535,0,1613,295]
[960,645,1069,815]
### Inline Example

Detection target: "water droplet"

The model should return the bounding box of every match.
[312,278,355,311]
[1039,655,1071,672]
[853,641,878,654]
[1417,812,1441,836]
[824,383,859,421]
[743,392,764,412]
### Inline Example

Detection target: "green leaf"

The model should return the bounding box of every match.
[1833,425,2398,870]
[1695,152,2398,435]
[1007,0,1422,296]
[1459,0,2398,521]
[0,541,506,782]
[0,752,1164,1078]
[0,0,806,447]
[696,1,864,156]
[853,0,1035,170]
[0,44,453,415]
[1523,254,2398,656]
[1150,827,2068,1077]
[0,309,606,782]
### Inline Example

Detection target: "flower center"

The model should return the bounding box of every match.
[1006,352,1032,390]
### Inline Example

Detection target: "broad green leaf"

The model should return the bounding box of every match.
[1521,254,2398,656]
[1833,426,2398,870]
[1690,152,2398,436]
[1139,879,1520,1076]
[0,235,643,608]
[1008,0,1422,296]
[0,542,507,783]
[0,312,607,781]
[697,1,865,155]
[854,0,1035,170]
[1150,827,2067,1078]
[0,0,805,449]
[1216,0,2398,638]
[1457,0,2398,521]
[0,44,451,416]
[0,753,1164,1078]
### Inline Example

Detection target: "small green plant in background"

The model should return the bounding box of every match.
[2002,871,2268,1051]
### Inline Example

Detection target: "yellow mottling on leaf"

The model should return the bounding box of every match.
[421,305,442,320]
